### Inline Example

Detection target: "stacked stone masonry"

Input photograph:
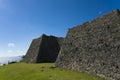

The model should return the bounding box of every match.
[55,9,120,80]
[23,34,63,63]
[23,9,120,80]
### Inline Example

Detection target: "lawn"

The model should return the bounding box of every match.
[0,63,107,80]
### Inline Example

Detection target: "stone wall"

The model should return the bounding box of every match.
[55,9,120,80]
[23,34,63,63]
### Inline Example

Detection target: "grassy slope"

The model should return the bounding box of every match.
[0,63,106,80]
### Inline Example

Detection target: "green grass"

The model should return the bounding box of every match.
[0,63,106,80]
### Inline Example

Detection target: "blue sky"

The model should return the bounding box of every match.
[0,0,120,57]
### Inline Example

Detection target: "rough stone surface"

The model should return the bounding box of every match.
[55,9,120,80]
[23,34,63,63]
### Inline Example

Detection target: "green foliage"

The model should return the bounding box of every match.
[0,63,106,80]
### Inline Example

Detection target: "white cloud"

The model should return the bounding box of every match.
[8,43,15,48]
[7,50,13,53]
[98,11,102,14]
[17,50,24,54]
[7,50,24,54]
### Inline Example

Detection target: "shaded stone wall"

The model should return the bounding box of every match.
[55,9,120,80]
[23,34,63,63]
